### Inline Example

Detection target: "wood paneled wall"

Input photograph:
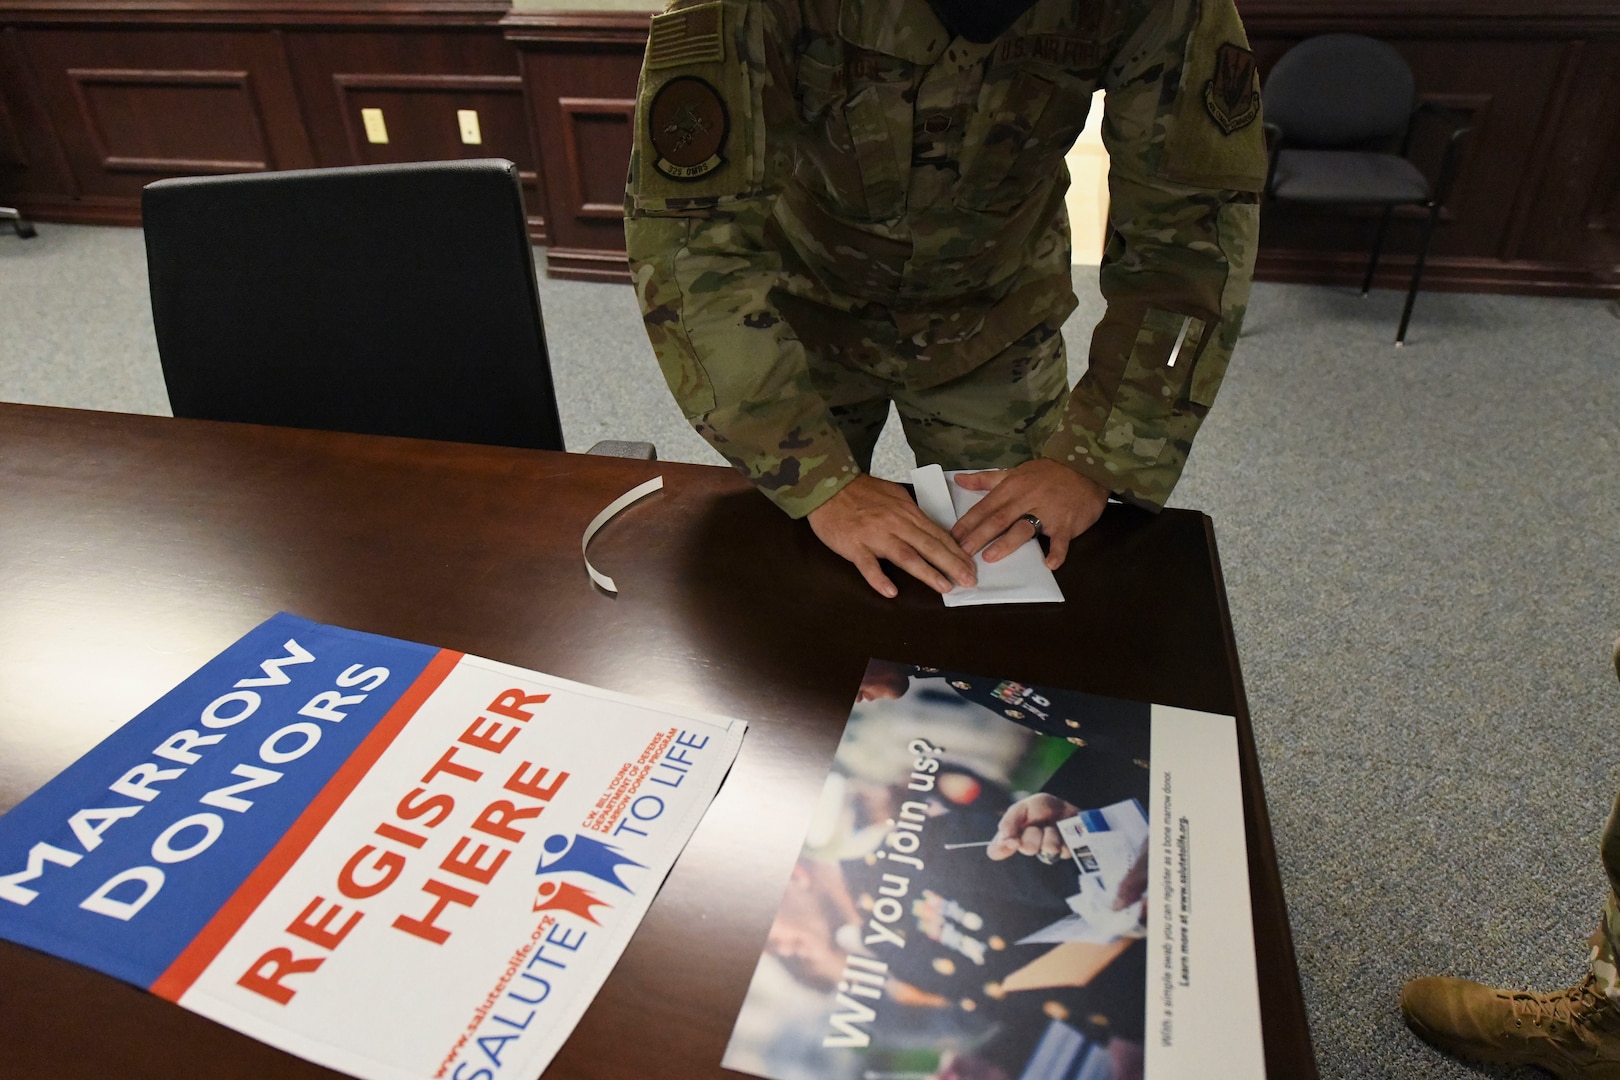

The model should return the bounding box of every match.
[504,12,646,281]
[0,1,554,242]
[2,1,1617,296]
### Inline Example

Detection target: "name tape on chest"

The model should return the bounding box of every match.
[995,32,1099,70]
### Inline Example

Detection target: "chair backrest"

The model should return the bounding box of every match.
[143,159,565,451]
[1263,33,1415,148]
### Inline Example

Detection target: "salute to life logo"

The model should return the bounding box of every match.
[531,832,646,922]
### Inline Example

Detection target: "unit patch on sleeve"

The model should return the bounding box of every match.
[1203,42,1260,134]
[648,76,730,180]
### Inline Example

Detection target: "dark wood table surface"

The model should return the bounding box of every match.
[0,402,1317,1079]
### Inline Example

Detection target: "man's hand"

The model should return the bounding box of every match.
[951,459,1108,571]
[1110,843,1149,911]
[808,475,977,599]
[987,792,1080,862]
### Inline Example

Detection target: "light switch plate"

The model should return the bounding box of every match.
[361,108,389,145]
[457,109,482,146]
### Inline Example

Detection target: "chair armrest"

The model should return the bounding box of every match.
[586,439,658,460]
[1262,122,1284,197]
[1412,100,1471,132]
[1431,121,1472,206]
[1402,101,1470,154]
[1405,102,1472,205]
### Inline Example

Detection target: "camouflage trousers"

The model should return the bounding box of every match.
[778,292,1071,474]
[1588,638,1620,1000]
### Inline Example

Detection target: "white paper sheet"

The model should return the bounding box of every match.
[910,464,1064,606]
[582,475,664,593]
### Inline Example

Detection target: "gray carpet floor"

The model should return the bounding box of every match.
[4,223,1620,1080]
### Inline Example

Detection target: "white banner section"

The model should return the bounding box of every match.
[1144,705,1264,1078]
[178,653,745,1080]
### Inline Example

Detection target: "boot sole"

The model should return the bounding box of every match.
[1403,1015,1620,1080]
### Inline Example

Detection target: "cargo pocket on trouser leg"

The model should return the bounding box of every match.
[893,319,1070,471]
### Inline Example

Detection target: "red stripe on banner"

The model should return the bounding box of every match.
[150,648,463,1003]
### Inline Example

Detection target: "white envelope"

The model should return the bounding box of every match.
[910,464,1065,607]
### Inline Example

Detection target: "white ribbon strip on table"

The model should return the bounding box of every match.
[582,475,664,593]
[911,464,1064,607]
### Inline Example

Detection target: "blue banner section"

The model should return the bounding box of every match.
[0,613,439,990]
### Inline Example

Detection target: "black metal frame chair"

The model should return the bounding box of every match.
[144,159,652,458]
[1262,33,1471,345]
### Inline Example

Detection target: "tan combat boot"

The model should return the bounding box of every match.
[1401,973,1620,1079]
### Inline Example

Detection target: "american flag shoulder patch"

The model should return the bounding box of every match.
[646,2,725,70]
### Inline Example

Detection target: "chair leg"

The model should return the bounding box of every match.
[1362,208,1392,296]
[1395,201,1442,346]
[0,206,36,239]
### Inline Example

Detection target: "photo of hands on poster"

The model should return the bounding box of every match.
[725,660,1166,1080]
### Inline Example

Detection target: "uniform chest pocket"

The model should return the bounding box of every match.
[793,55,908,222]
[841,82,909,221]
[956,69,1058,212]
[796,52,843,122]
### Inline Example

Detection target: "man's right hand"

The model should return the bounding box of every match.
[807,475,977,599]
[987,793,1080,862]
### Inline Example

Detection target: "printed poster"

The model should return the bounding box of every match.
[723,660,1262,1080]
[0,613,745,1080]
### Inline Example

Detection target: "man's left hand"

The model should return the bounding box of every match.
[951,460,1109,571]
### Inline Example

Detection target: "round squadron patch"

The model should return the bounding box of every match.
[648,76,729,181]
[1204,42,1261,134]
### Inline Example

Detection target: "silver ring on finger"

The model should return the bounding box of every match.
[1020,513,1043,535]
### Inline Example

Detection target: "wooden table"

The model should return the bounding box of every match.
[0,402,1317,1079]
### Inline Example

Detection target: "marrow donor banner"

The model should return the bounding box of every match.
[0,613,745,1080]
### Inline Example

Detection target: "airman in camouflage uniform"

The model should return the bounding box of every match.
[1401,636,1620,1078]
[625,0,1266,596]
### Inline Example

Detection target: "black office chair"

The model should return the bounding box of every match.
[144,159,651,457]
[1263,34,1470,345]
[1,205,36,238]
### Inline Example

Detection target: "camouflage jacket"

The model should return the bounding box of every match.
[625,0,1266,517]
